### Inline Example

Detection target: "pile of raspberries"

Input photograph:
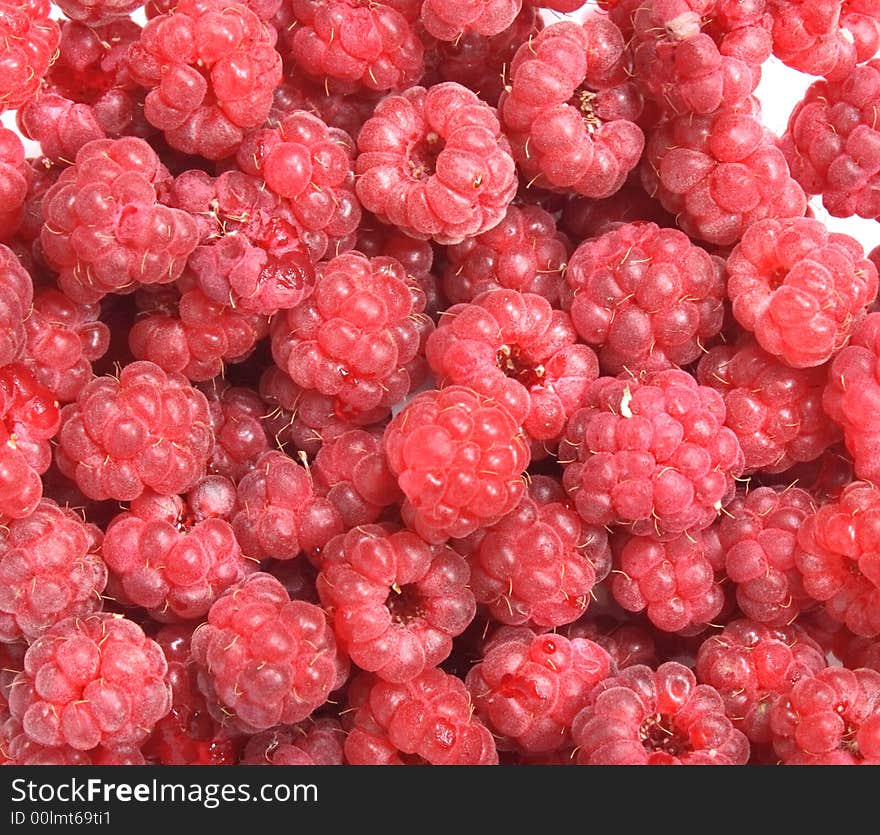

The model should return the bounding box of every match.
[2,0,880,768]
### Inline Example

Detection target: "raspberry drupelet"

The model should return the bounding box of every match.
[126,0,282,160]
[499,19,644,200]
[56,360,214,503]
[54,0,142,26]
[317,524,476,682]
[0,500,106,644]
[201,383,272,482]
[696,619,827,746]
[355,82,517,245]
[0,130,28,242]
[383,386,531,543]
[426,288,599,441]
[240,718,345,765]
[0,243,33,371]
[343,669,498,764]
[560,370,744,537]
[566,615,657,670]
[191,572,346,733]
[420,0,521,41]
[454,475,611,628]
[7,613,172,752]
[562,222,725,375]
[0,0,60,113]
[466,628,612,753]
[40,138,199,305]
[572,661,751,764]
[719,486,816,627]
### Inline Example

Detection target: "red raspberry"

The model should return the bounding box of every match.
[833,632,880,673]
[719,486,816,626]
[499,19,644,199]
[40,138,199,305]
[572,661,750,764]
[797,482,880,638]
[287,0,424,93]
[0,0,60,113]
[698,336,839,474]
[126,0,282,160]
[727,218,877,369]
[317,524,476,682]
[0,500,106,644]
[232,450,343,562]
[56,360,213,502]
[270,252,430,420]
[0,642,24,725]
[0,243,33,370]
[201,383,272,482]
[769,666,880,764]
[696,619,826,745]
[467,628,612,753]
[56,0,141,25]
[4,729,146,764]
[8,613,171,752]
[642,104,808,246]
[344,669,498,764]
[383,386,530,543]
[240,718,345,765]
[455,475,611,628]
[565,615,657,669]
[191,572,345,732]
[427,289,599,441]
[442,204,570,306]
[563,222,725,375]
[356,83,517,245]
[758,444,853,503]
[420,0,521,41]
[0,130,28,242]
[560,370,744,537]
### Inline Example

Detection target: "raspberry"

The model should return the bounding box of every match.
[442,204,570,306]
[560,370,744,537]
[317,524,476,682]
[572,661,750,764]
[0,243,33,370]
[8,613,171,752]
[0,0,60,113]
[0,130,28,242]
[240,718,345,765]
[383,386,530,543]
[719,486,816,626]
[40,138,199,305]
[499,20,645,199]
[758,444,854,503]
[0,642,25,724]
[356,83,517,245]
[201,383,272,482]
[126,0,282,160]
[287,0,424,93]
[769,666,880,763]
[698,336,840,474]
[270,252,430,420]
[455,475,611,628]
[696,619,826,745]
[4,729,146,764]
[56,361,213,502]
[232,450,344,562]
[642,104,808,246]
[563,222,725,375]
[420,0,521,41]
[565,615,657,669]
[56,0,141,25]
[796,482,880,637]
[466,628,612,753]
[191,572,345,732]
[344,669,498,764]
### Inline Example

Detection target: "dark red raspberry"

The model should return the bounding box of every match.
[467,628,612,753]
[420,0,520,41]
[8,613,171,752]
[499,19,644,199]
[572,661,750,764]
[40,138,199,305]
[769,666,880,764]
[56,0,140,25]
[560,370,744,537]
[455,475,610,628]
[232,450,343,562]
[126,0,282,160]
[318,524,476,682]
[563,222,725,375]
[833,632,880,673]
[442,204,569,306]
[56,360,213,502]
[0,642,25,725]
[344,669,498,764]
[719,486,816,626]
[384,386,530,543]
[0,243,33,370]
[698,336,839,474]
[270,252,430,420]
[565,615,657,669]
[758,444,854,503]
[240,718,345,765]
[696,619,826,745]
[0,130,28,242]
[191,572,346,732]
[356,82,517,244]
[201,383,272,482]
[642,104,808,246]
[0,0,60,113]
[0,500,106,644]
